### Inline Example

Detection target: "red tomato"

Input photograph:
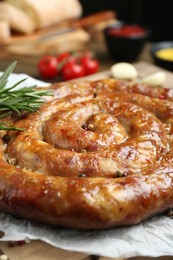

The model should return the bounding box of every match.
[62,59,86,80]
[38,56,58,78]
[81,56,99,75]
[57,52,72,73]
[57,52,70,64]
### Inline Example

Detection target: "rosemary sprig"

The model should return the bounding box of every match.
[0,61,51,131]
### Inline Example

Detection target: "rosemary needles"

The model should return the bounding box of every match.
[0,61,51,130]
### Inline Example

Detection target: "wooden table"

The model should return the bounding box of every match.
[1,239,173,260]
[0,39,173,260]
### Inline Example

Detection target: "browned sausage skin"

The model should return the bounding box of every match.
[0,78,173,230]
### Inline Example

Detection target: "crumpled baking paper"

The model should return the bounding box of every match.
[0,73,173,258]
[0,213,173,258]
[0,71,50,88]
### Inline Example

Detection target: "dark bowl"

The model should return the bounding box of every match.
[151,41,173,71]
[103,22,150,61]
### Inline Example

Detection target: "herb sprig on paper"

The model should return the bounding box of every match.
[0,61,51,130]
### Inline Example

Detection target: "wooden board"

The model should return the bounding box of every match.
[2,28,90,57]
[0,11,116,57]
[0,61,173,260]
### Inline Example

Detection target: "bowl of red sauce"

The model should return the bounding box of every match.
[104,22,150,61]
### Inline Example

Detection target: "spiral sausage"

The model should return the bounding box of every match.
[0,78,173,230]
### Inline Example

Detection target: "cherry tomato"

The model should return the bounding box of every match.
[62,59,86,80]
[38,56,58,79]
[56,52,71,73]
[57,52,70,64]
[81,56,99,75]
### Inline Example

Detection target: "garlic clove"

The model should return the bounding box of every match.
[141,71,166,85]
[111,62,138,80]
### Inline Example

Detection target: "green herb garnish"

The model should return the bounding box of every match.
[115,170,126,178]
[0,61,51,130]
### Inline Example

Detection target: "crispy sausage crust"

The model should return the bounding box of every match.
[0,78,173,230]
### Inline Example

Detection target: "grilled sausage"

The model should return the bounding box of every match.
[0,78,173,230]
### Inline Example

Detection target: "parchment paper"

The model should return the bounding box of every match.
[1,213,173,258]
[0,72,173,258]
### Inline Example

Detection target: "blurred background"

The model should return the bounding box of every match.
[79,0,173,42]
[0,0,173,80]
